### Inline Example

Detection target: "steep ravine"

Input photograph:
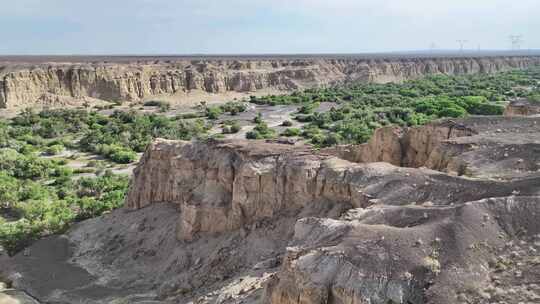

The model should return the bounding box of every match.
[1,56,539,108]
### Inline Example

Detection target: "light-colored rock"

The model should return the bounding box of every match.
[1,56,539,108]
[0,290,41,304]
[125,135,539,241]
[322,120,476,168]
[504,98,540,117]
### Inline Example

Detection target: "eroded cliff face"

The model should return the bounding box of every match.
[323,116,540,182]
[321,120,476,171]
[125,136,539,242]
[125,139,360,241]
[504,98,540,117]
[1,56,539,108]
[120,137,540,304]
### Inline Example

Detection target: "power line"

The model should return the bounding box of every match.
[456,40,468,52]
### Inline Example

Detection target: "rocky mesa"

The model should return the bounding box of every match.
[1,55,540,109]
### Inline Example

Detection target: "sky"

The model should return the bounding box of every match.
[0,0,538,55]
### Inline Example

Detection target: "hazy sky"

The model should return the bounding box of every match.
[1,0,538,54]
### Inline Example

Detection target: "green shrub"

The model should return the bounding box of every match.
[246,130,262,139]
[143,100,167,107]
[44,144,64,155]
[95,144,137,164]
[294,114,313,122]
[109,148,137,164]
[52,166,73,178]
[281,128,302,137]
[322,133,341,147]
[246,121,276,139]
[75,191,124,220]
[220,101,247,115]
[0,149,58,180]
[206,107,223,120]
[0,219,42,254]
[0,172,20,209]
[253,113,263,124]
[230,123,241,134]
[297,102,320,114]
[18,182,54,202]
[222,121,241,134]
[253,122,275,138]
[73,168,96,174]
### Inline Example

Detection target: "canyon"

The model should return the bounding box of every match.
[1,55,540,109]
[1,55,540,304]
[3,114,540,304]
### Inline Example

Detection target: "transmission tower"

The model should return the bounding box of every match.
[429,42,437,53]
[509,35,523,50]
[456,40,468,52]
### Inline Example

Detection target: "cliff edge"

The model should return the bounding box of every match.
[1,56,539,109]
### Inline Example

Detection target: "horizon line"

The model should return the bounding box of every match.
[1,49,540,57]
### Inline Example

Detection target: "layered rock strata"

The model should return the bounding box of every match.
[321,121,476,168]
[323,116,540,179]
[1,56,539,108]
[4,117,540,304]
[504,98,540,117]
[125,135,540,241]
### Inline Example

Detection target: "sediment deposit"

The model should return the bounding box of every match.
[1,55,539,108]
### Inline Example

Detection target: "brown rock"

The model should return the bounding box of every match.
[2,56,539,109]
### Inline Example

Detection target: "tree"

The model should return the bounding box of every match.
[0,172,19,208]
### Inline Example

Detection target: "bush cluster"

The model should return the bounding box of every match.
[246,121,276,139]
[221,120,241,134]
[0,147,129,254]
[245,68,540,147]
[205,101,248,119]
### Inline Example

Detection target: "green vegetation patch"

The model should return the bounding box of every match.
[0,107,214,254]
[246,68,540,147]
[0,146,129,254]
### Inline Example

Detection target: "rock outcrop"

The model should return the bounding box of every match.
[264,196,540,304]
[322,115,540,180]
[1,56,539,108]
[504,98,540,117]
[321,120,476,169]
[125,135,540,242]
[4,117,540,304]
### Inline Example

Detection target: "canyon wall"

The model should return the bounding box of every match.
[121,136,540,303]
[124,137,539,242]
[1,56,539,108]
[322,120,476,170]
